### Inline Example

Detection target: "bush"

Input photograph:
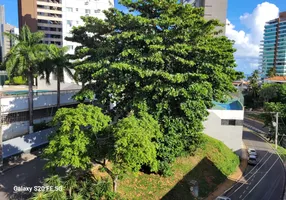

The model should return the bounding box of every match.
[5,76,27,85]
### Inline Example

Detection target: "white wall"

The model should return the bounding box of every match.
[61,0,114,54]
[1,90,80,114]
[203,109,244,155]
[2,117,52,141]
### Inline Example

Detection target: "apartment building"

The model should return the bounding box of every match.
[260,12,286,77]
[18,0,114,86]
[18,0,113,53]
[181,0,228,35]
[0,5,5,62]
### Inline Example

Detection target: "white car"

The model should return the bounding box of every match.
[248,148,257,157]
[216,196,231,200]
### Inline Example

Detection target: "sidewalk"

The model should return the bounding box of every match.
[206,142,248,200]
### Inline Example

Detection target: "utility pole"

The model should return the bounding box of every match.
[275,112,279,149]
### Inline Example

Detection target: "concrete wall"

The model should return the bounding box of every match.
[1,90,79,114]
[203,109,244,155]
[2,117,52,141]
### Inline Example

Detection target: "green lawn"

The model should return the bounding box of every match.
[116,135,239,200]
[272,144,286,162]
[245,113,265,123]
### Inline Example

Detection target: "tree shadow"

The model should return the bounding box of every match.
[161,157,233,200]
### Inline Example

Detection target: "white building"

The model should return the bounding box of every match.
[18,0,114,88]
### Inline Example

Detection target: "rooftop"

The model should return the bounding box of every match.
[264,76,286,82]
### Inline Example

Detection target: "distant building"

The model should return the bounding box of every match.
[263,76,286,84]
[0,5,5,62]
[260,12,286,78]
[18,0,114,87]
[0,5,18,62]
[3,24,17,57]
[181,0,228,35]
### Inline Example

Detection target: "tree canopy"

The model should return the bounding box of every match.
[66,0,242,171]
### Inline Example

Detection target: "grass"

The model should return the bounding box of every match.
[271,144,286,162]
[245,113,265,123]
[92,135,239,200]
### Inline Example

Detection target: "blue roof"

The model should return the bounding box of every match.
[212,100,243,111]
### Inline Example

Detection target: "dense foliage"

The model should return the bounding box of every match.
[29,173,119,200]
[67,0,242,172]
[43,104,162,191]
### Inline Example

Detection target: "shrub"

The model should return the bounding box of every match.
[5,76,27,85]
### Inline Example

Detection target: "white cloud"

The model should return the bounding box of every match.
[226,2,279,72]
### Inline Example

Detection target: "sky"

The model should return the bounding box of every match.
[1,0,286,75]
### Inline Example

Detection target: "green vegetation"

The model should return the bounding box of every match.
[2,25,50,133]
[4,76,27,85]
[272,144,286,162]
[117,135,239,199]
[69,0,242,174]
[32,0,243,199]
[245,113,265,123]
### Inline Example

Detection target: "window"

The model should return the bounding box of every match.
[67,20,72,27]
[221,119,243,126]
[85,9,91,14]
[94,9,101,13]
[68,45,74,50]
[66,7,73,12]
[76,8,79,11]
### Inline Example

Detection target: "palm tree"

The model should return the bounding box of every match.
[267,66,276,78]
[39,45,74,108]
[3,25,49,133]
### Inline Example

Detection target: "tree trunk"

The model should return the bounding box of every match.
[113,175,118,192]
[28,72,34,134]
[57,67,61,109]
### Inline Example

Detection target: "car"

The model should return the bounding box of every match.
[248,148,257,157]
[248,154,257,165]
[216,196,231,200]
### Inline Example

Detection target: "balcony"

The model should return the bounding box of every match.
[37,8,62,14]
[37,0,62,7]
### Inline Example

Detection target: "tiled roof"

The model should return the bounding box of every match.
[265,76,286,81]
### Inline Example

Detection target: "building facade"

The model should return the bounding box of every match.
[260,12,286,78]
[18,0,114,85]
[0,5,5,62]
[181,0,228,35]
[18,0,113,52]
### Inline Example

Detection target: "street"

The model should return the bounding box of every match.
[0,158,49,200]
[223,119,285,200]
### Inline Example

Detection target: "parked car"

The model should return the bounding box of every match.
[216,196,231,200]
[248,148,257,157]
[248,154,257,165]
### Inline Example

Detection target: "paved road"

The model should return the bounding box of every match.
[0,158,49,200]
[223,123,285,199]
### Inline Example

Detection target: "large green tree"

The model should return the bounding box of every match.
[68,0,242,171]
[3,25,49,133]
[44,104,162,192]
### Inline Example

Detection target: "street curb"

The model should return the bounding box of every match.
[244,127,286,200]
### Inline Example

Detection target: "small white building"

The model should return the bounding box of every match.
[203,100,244,156]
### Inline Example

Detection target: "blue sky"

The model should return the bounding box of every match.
[1,0,286,75]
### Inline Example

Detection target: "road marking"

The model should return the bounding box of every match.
[242,157,280,200]
[228,151,274,197]
[243,190,246,194]
[222,151,271,196]
[239,195,242,199]
[246,186,249,190]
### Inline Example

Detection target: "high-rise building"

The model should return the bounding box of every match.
[260,12,286,77]
[3,24,17,57]
[18,0,114,54]
[0,5,5,62]
[181,0,228,35]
